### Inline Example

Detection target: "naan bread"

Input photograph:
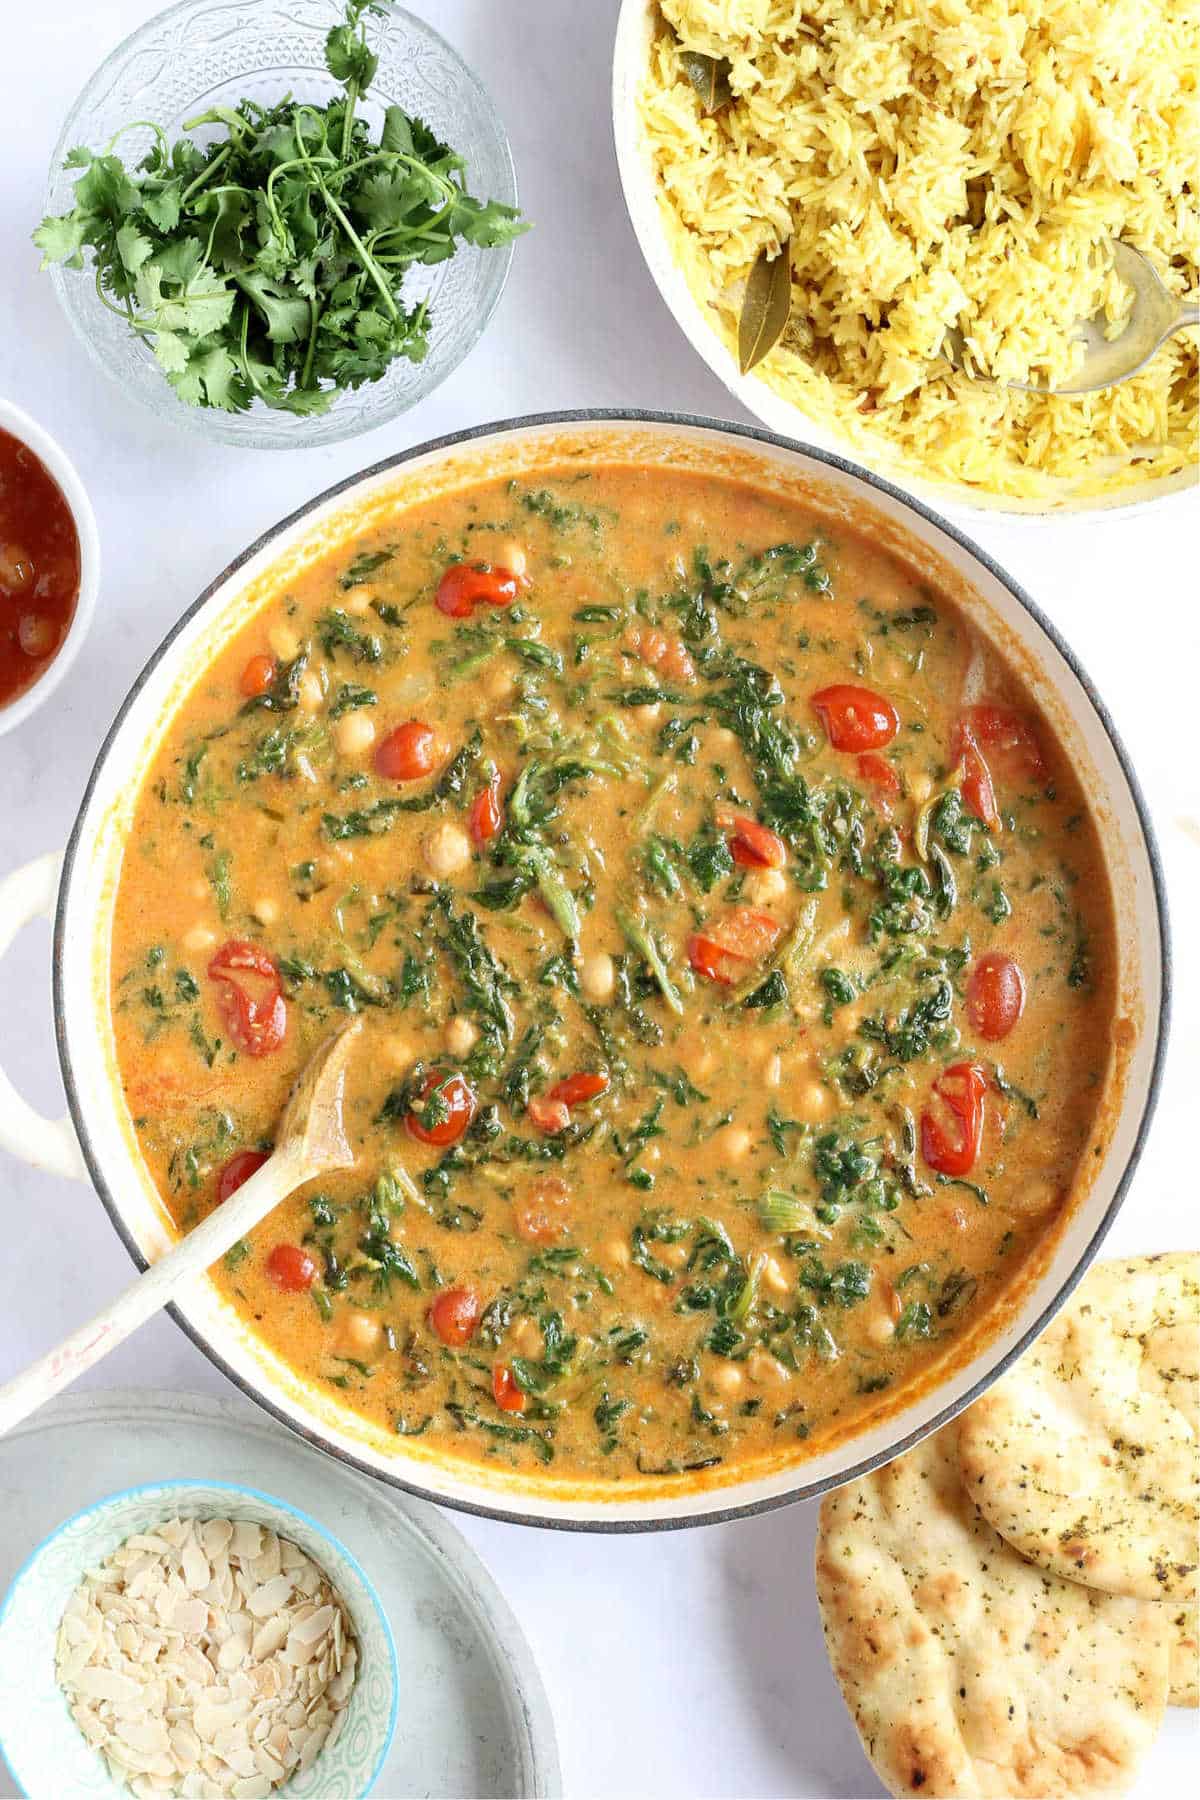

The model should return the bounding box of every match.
[1166,1603,1198,1707]
[815,1425,1171,1798]
[958,1252,1199,1601]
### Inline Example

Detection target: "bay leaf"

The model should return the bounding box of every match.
[679,49,733,114]
[738,243,792,374]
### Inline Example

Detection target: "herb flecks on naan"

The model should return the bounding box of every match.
[959,1251,1200,1601]
[110,464,1119,1486]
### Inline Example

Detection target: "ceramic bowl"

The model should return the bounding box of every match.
[0,399,100,739]
[610,0,1198,521]
[43,0,518,449]
[0,1479,398,1797]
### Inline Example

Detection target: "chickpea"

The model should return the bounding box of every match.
[710,1363,743,1397]
[579,951,616,1004]
[344,586,374,617]
[743,866,787,906]
[866,1312,896,1346]
[711,727,739,752]
[1015,1177,1057,1216]
[297,669,324,714]
[190,879,209,902]
[713,1122,752,1162]
[909,771,934,803]
[445,1015,479,1059]
[340,1313,382,1356]
[761,1254,791,1299]
[268,623,300,662]
[634,701,662,723]
[183,925,217,953]
[252,897,280,926]
[746,1348,788,1386]
[487,666,517,702]
[422,821,472,879]
[602,1238,632,1271]
[494,540,528,578]
[510,1316,542,1356]
[333,710,376,757]
[381,1034,415,1072]
[797,1079,833,1122]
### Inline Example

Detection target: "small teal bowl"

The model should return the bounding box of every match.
[0,1479,398,1798]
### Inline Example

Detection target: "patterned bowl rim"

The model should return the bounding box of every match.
[0,1477,400,1800]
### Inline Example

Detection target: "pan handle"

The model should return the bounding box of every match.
[0,852,88,1183]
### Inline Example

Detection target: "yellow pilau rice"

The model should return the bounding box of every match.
[640,0,1199,501]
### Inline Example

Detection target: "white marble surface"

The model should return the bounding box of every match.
[1,3,1197,1795]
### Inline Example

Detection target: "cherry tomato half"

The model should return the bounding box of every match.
[207,941,287,1058]
[375,720,440,782]
[266,1244,317,1292]
[687,906,782,986]
[547,1071,609,1107]
[527,1093,571,1135]
[952,718,1000,829]
[514,1176,570,1243]
[435,563,522,619]
[492,1362,527,1413]
[208,939,280,987]
[717,808,786,870]
[239,654,276,698]
[965,704,1046,780]
[967,951,1026,1042]
[921,1062,988,1178]
[428,1285,480,1346]
[469,771,503,846]
[406,1070,477,1147]
[812,685,900,753]
[856,752,901,816]
[217,1148,271,1204]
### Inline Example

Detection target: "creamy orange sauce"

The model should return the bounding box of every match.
[110,465,1117,1483]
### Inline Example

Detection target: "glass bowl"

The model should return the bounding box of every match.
[43,0,519,449]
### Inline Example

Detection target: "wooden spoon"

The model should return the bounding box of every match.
[0,1019,362,1437]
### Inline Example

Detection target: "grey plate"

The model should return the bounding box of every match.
[0,1388,560,1799]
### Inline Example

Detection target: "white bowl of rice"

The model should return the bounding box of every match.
[613,0,1199,516]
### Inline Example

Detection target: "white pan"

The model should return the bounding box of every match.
[0,413,1170,1529]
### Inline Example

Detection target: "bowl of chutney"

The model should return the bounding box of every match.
[0,400,98,737]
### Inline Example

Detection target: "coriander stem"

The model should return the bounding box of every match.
[372,199,457,250]
[179,144,232,208]
[238,299,266,397]
[318,184,399,322]
[340,79,358,160]
[301,297,321,388]
[93,269,145,326]
[104,119,171,164]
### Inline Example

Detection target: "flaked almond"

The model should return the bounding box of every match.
[55,1517,358,1799]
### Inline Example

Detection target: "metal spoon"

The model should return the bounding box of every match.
[0,1019,363,1436]
[946,239,1198,394]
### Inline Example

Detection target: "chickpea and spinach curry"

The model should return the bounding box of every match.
[111,464,1118,1486]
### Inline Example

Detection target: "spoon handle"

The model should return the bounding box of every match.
[0,1144,306,1437]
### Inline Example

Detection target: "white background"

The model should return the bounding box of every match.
[1,3,1197,1795]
